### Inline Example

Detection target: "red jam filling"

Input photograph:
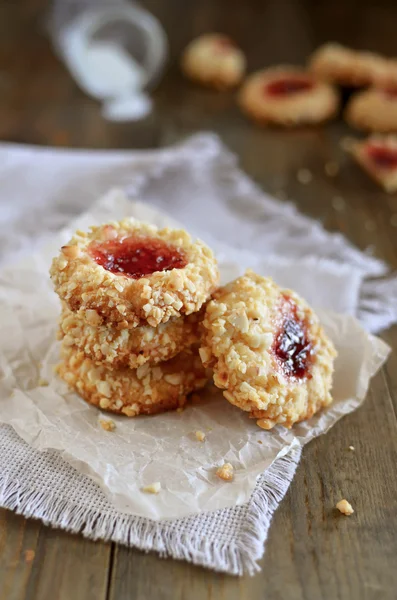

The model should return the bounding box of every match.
[272,296,313,380]
[88,236,187,279]
[265,77,314,97]
[367,144,397,170]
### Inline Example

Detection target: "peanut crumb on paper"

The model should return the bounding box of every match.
[257,440,263,444]
[297,168,313,184]
[195,430,206,442]
[336,499,354,515]
[24,550,35,562]
[142,482,161,494]
[216,463,234,482]
[348,445,355,451]
[38,378,49,387]
[99,418,116,432]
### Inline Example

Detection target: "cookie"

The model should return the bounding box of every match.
[238,66,339,126]
[348,134,397,192]
[345,86,397,132]
[58,304,203,370]
[309,42,397,87]
[181,33,246,90]
[200,271,336,430]
[57,343,209,417]
[50,219,219,329]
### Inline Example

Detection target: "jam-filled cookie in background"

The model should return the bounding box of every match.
[57,343,209,417]
[50,219,219,329]
[238,66,339,126]
[200,270,337,430]
[348,135,397,192]
[181,33,246,90]
[345,87,397,133]
[308,42,397,88]
[59,304,203,370]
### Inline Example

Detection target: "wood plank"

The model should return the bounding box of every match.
[107,371,397,600]
[0,0,396,599]
[0,508,112,600]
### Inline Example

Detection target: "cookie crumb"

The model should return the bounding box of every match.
[297,168,313,184]
[325,161,340,177]
[336,499,354,515]
[142,482,161,494]
[195,430,206,442]
[38,378,49,387]
[332,196,346,211]
[24,549,35,562]
[348,445,355,451]
[216,463,234,482]
[99,418,116,432]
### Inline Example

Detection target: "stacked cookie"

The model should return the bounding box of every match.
[50,219,219,417]
[50,218,338,431]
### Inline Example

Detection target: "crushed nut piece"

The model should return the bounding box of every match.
[24,549,35,562]
[195,430,206,442]
[38,378,49,387]
[61,245,80,260]
[257,440,263,444]
[99,418,116,432]
[297,168,313,184]
[325,161,340,177]
[142,482,161,494]
[336,499,354,515]
[348,445,355,451]
[216,463,234,482]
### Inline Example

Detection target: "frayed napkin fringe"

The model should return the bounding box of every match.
[358,274,397,332]
[0,442,301,575]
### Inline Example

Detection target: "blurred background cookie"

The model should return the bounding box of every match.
[345,86,397,132]
[348,135,397,192]
[309,42,397,88]
[181,33,246,90]
[238,66,339,126]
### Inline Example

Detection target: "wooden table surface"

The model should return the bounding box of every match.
[1,1,397,599]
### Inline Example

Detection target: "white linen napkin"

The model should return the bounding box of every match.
[0,135,393,575]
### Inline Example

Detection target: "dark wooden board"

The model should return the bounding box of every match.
[0,1,396,599]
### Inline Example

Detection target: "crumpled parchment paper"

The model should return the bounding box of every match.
[0,191,390,520]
